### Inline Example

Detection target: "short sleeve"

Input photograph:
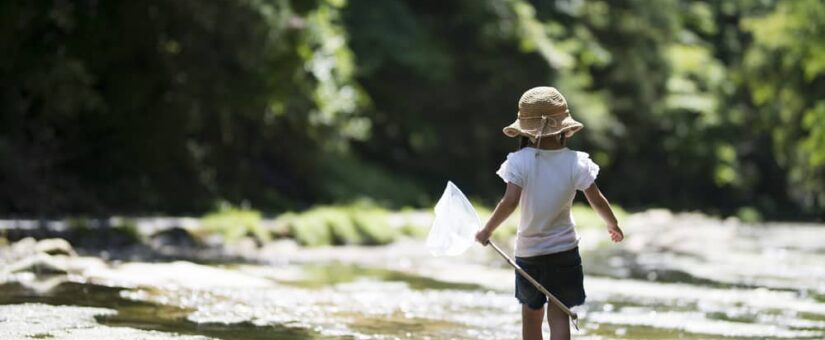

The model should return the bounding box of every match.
[496,152,525,187]
[574,152,600,191]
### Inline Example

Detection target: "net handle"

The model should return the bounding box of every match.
[487,241,580,330]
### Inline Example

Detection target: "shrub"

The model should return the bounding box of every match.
[394,208,431,238]
[399,222,428,238]
[312,207,363,245]
[201,205,268,243]
[286,212,333,247]
[283,203,398,246]
[350,207,396,245]
[736,206,763,224]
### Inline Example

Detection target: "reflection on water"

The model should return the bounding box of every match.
[122,275,519,339]
[0,281,313,339]
[2,211,825,339]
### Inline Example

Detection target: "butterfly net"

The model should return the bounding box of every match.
[426,181,481,256]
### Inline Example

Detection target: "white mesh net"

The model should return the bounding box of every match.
[426,181,481,256]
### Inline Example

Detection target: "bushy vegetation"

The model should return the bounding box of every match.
[477,203,628,241]
[350,207,395,245]
[2,0,823,219]
[279,211,333,247]
[474,205,519,242]
[279,203,405,247]
[194,201,629,247]
[194,202,435,247]
[735,207,763,224]
[201,205,268,243]
[396,208,430,238]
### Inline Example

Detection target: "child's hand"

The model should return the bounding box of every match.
[475,228,492,245]
[607,224,624,243]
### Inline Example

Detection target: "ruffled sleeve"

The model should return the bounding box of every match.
[574,152,600,191]
[496,152,525,187]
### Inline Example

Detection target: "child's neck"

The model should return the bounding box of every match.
[532,138,565,150]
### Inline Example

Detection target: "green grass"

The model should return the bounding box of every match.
[350,207,395,245]
[395,207,430,237]
[201,205,269,243]
[281,211,333,247]
[474,205,519,242]
[735,206,763,223]
[399,223,428,238]
[200,201,628,247]
[572,203,628,229]
[281,204,398,247]
[308,207,363,245]
[476,203,627,240]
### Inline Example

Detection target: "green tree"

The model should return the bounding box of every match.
[741,0,825,212]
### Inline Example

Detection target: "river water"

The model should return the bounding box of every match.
[1,210,824,339]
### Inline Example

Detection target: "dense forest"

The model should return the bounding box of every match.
[1,0,823,219]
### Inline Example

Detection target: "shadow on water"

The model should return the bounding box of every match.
[0,280,316,340]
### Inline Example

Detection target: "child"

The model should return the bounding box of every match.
[475,87,624,340]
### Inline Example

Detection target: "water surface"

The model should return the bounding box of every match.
[2,211,825,339]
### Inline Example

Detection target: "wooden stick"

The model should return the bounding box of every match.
[487,241,579,326]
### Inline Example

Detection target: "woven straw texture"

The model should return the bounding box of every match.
[503,87,583,140]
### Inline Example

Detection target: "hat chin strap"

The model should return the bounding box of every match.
[534,116,550,157]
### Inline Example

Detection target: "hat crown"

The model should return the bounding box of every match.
[503,86,583,140]
[518,86,568,117]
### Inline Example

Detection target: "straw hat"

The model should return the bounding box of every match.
[503,86,583,141]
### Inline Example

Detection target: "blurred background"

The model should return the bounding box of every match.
[2,0,825,339]
[2,0,824,220]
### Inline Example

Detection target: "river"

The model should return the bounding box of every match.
[1,210,824,339]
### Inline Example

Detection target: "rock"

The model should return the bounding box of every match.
[4,253,68,275]
[14,273,68,293]
[35,238,77,257]
[149,227,199,249]
[0,303,210,339]
[8,237,37,256]
[66,225,142,251]
[1,238,78,279]
[202,233,225,247]
[82,261,273,289]
[222,236,259,258]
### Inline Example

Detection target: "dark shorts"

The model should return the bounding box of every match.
[515,247,585,310]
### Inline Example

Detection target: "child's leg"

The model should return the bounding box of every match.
[522,304,544,340]
[546,303,570,340]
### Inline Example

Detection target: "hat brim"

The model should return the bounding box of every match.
[503,115,584,139]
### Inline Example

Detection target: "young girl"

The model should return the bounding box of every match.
[475,87,624,340]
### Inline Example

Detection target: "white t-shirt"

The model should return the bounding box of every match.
[496,147,599,257]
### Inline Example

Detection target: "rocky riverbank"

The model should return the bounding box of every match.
[0,207,435,263]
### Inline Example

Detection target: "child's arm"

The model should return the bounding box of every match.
[475,183,521,245]
[584,183,624,243]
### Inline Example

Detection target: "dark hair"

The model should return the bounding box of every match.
[519,136,531,149]
[518,134,566,150]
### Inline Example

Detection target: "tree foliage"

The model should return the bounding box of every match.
[1,0,823,218]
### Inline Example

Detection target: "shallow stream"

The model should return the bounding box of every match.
[2,211,824,339]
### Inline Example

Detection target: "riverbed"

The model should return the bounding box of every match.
[1,210,824,339]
